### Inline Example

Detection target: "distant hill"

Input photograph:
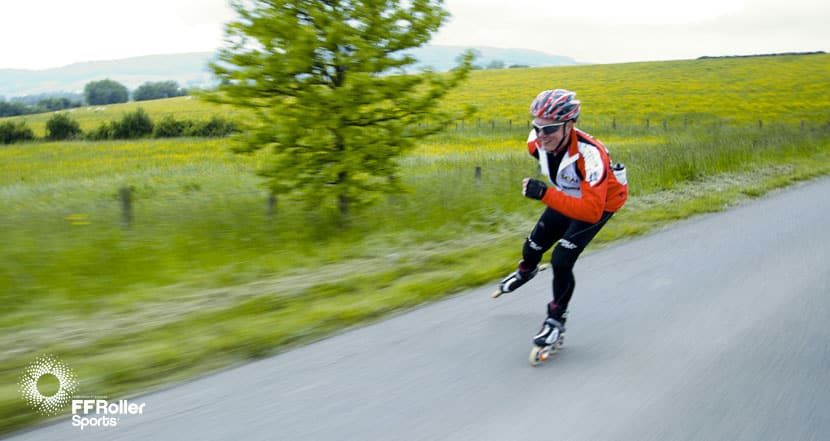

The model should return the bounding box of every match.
[0,46,578,98]
[697,51,826,60]
[0,53,217,99]
[408,46,578,71]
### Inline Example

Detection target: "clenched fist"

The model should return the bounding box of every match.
[522,178,547,200]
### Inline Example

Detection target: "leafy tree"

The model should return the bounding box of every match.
[134,81,187,101]
[84,79,129,105]
[486,60,505,69]
[38,97,81,112]
[46,113,82,141]
[15,92,83,107]
[206,0,472,220]
[0,101,32,117]
[0,95,81,116]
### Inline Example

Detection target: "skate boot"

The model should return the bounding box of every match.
[529,313,567,366]
[491,261,540,298]
[532,317,566,348]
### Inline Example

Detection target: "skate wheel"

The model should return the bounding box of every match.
[529,346,550,366]
[491,289,505,299]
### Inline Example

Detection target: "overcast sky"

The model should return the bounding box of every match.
[0,0,827,70]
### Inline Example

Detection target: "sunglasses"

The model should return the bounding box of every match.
[532,121,567,135]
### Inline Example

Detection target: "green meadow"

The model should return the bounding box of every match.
[1,53,829,435]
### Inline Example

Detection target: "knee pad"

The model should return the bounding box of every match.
[525,237,544,252]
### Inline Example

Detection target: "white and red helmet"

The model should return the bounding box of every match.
[530,89,581,122]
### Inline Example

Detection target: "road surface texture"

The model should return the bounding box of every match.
[9,177,830,441]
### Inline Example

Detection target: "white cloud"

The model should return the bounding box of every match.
[435,0,829,63]
[0,0,827,69]
[0,0,235,70]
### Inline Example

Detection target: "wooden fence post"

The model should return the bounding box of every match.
[267,193,277,218]
[612,117,616,130]
[119,186,132,228]
[387,176,401,204]
[474,166,482,183]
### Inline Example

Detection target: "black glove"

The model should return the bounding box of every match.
[524,178,547,200]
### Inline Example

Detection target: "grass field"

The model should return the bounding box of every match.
[7,53,830,137]
[1,53,829,435]
[4,97,240,137]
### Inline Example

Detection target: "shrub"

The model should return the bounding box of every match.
[183,116,238,137]
[113,108,154,139]
[86,122,115,141]
[153,116,191,138]
[0,121,35,144]
[45,113,82,141]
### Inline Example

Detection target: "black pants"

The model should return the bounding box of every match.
[522,208,614,318]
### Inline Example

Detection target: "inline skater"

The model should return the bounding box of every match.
[497,89,628,350]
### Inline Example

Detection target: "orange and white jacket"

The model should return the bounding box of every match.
[527,128,628,223]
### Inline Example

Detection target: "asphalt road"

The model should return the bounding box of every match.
[9,177,830,441]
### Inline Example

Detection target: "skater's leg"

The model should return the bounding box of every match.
[548,211,614,319]
[525,210,613,347]
[532,212,613,346]
[499,208,569,294]
[521,208,570,268]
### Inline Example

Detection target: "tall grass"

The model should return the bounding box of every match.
[2,124,826,310]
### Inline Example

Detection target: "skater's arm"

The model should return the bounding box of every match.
[540,180,607,224]
[524,147,609,223]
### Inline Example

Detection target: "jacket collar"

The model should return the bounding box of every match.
[553,128,580,171]
[567,127,580,157]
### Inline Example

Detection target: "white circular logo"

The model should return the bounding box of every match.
[19,355,78,415]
